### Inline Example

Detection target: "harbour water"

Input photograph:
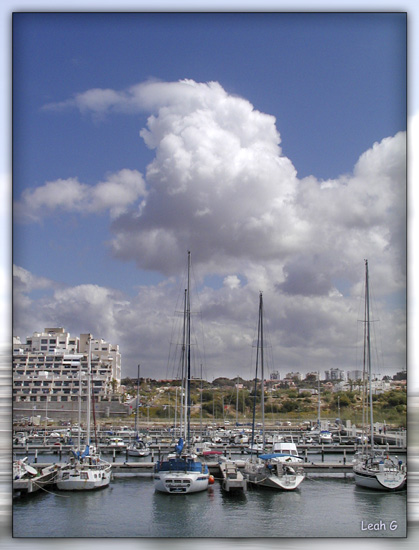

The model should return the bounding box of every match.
[13,452,406,539]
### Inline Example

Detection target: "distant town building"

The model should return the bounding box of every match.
[325,368,345,381]
[298,388,318,395]
[12,328,122,405]
[285,372,302,381]
[347,370,363,381]
[304,372,319,381]
[270,371,280,381]
[332,381,351,392]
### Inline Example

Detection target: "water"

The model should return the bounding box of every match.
[13,453,406,538]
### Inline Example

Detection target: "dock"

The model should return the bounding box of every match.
[13,463,60,497]
[30,460,355,478]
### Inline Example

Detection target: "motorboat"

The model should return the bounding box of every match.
[319,430,333,444]
[218,456,247,493]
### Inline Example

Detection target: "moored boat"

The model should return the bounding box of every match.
[153,252,209,494]
[56,337,111,491]
[219,456,247,493]
[244,292,305,491]
[245,453,305,491]
[352,261,406,491]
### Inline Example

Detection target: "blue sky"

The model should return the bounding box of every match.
[13,13,406,288]
[11,11,408,382]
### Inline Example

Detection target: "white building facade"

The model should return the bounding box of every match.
[13,328,122,405]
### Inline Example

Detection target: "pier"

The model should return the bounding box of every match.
[29,460,355,479]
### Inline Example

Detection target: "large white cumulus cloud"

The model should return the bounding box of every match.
[13,80,407,378]
[102,80,304,274]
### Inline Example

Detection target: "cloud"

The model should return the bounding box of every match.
[13,265,55,293]
[37,81,406,292]
[14,169,147,222]
[86,80,304,275]
[13,80,407,378]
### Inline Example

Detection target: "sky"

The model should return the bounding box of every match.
[10,11,409,383]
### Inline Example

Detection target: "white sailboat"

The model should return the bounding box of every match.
[56,337,111,491]
[353,260,406,491]
[154,251,210,494]
[127,364,151,457]
[244,292,305,491]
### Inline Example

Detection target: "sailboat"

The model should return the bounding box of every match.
[353,260,406,491]
[127,364,150,457]
[244,292,305,491]
[153,251,210,494]
[56,337,112,491]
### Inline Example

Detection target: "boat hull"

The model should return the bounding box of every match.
[56,461,111,491]
[246,470,305,491]
[219,459,247,493]
[244,458,304,491]
[127,447,150,457]
[154,471,209,493]
[354,467,406,491]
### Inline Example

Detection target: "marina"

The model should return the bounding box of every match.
[12,460,407,538]
[13,426,407,538]
[12,409,407,538]
[12,257,407,536]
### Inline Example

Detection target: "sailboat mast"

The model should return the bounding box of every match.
[365,259,374,448]
[259,292,265,448]
[180,288,187,440]
[86,336,92,447]
[236,375,239,425]
[186,250,192,449]
[317,372,321,427]
[135,364,140,435]
[250,291,263,453]
[78,360,82,450]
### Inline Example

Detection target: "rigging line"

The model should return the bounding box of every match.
[31,479,71,498]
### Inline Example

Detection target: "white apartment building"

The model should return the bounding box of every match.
[13,328,122,405]
[347,370,363,381]
[325,368,345,381]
